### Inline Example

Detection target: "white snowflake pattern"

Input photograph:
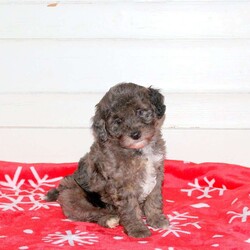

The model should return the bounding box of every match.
[42,230,98,246]
[181,177,227,199]
[150,211,201,237]
[0,193,24,211]
[0,166,62,211]
[227,206,250,224]
[28,166,64,194]
[0,167,25,195]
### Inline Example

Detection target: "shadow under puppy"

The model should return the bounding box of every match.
[46,82,169,238]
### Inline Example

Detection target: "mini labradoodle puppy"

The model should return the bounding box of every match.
[46,82,169,238]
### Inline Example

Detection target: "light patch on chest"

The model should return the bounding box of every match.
[139,145,163,200]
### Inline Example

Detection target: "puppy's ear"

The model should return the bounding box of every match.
[148,87,166,119]
[92,106,108,142]
[92,119,108,143]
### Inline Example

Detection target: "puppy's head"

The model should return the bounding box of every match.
[92,83,166,149]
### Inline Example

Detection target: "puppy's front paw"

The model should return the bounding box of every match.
[147,215,169,229]
[126,225,151,238]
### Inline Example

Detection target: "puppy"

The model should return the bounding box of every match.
[46,83,169,238]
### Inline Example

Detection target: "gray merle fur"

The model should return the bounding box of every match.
[45,83,169,238]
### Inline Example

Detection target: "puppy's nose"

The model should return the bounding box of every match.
[130,131,141,140]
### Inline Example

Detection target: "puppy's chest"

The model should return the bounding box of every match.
[138,147,163,201]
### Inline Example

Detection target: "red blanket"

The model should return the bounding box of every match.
[0,160,249,250]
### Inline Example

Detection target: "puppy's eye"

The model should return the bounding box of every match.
[145,110,153,118]
[114,118,122,125]
[137,109,152,118]
[137,109,144,117]
[137,109,153,123]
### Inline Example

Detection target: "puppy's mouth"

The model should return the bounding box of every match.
[126,139,149,149]
[120,134,154,149]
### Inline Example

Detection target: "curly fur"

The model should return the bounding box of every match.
[45,83,169,238]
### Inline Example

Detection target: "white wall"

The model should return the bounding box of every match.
[0,0,249,166]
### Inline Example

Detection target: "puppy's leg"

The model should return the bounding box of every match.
[116,196,151,238]
[143,179,169,229]
[56,176,119,228]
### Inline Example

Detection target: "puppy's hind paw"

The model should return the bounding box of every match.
[98,215,120,228]
[106,216,120,228]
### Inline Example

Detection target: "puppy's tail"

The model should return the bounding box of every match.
[44,188,59,201]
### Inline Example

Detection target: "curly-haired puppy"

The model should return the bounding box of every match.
[46,82,169,238]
